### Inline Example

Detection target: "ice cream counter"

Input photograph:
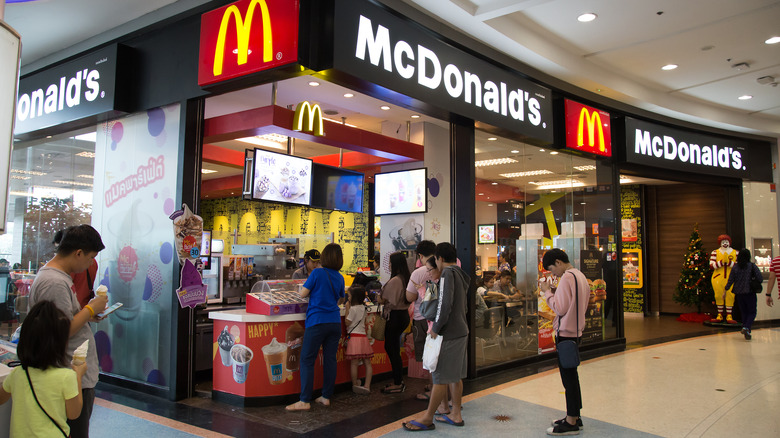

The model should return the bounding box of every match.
[209,306,406,406]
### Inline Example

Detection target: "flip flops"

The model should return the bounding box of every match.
[416,392,430,401]
[381,383,406,394]
[402,420,436,432]
[435,414,465,427]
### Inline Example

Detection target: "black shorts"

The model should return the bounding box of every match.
[412,319,428,361]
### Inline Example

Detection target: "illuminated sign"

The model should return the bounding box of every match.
[565,99,611,157]
[198,0,299,86]
[332,0,553,144]
[624,117,772,182]
[293,101,324,136]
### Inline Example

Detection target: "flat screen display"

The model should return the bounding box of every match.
[201,230,212,256]
[252,149,313,205]
[477,224,496,244]
[374,168,427,215]
[311,163,364,213]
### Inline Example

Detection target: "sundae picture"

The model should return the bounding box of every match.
[217,325,234,366]
[251,149,312,205]
[170,204,203,263]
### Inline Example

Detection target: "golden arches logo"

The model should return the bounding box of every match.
[293,101,324,136]
[213,0,273,77]
[577,107,606,152]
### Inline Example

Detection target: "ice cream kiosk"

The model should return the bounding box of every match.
[209,279,400,405]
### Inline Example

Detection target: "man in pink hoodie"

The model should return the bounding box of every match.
[540,249,590,436]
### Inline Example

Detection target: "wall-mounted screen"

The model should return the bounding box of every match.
[252,148,313,205]
[311,163,364,213]
[478,224,496,244]
[374,168,427,215]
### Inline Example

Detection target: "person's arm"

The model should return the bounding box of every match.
[767,270,776,307]
[431,270,453,336]
[65,363,86,420]
[0,387,10,405]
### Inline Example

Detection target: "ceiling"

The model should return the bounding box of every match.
[4,0,779,138]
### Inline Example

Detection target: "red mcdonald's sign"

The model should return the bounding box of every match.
[564,99,612,157]
[198,0,299,86]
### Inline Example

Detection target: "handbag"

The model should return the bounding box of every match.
[419,279,440,321]
[371,305,387,341]
[749,263,763,294]
[422,333,443,372]
[25,367,69,438]
[556,271,581,369]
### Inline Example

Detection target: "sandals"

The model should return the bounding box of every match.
[435,414,465,427]
[381,383,406,394]
[402,420,435,432]
[416,392,431,401]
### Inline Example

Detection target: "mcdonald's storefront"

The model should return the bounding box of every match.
[7,0,775,403]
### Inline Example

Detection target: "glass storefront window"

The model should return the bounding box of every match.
[1,130,97,328]
[474,130,617,369]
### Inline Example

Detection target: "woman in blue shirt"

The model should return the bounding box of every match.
[286,243,345,411]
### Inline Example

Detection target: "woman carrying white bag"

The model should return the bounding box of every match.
[403,243,470,431]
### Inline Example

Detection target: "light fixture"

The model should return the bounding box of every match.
[236,134,288,150]
[510,149,519,153]
[539,148,545,152]
[574,165,597,171]
[76,151,96,158]
[620,176,633,184]
[550,151,559,155]
[478,193,484,196]
[661,64,678,71]
[577,13,597,22]
[766,36,780,45]
[411,114,420,119]
[77,174,94,179]
[738,95,753,100]
[53,180,93,187]
[380,105,391,110]
[474,157,518,167]
[343,93,354,98]
[11,169,47,176]
[529,179,585,189]
[487,137,497,141]
[488,204,493,206]
[201,169,218,174]
[308,81,320,87]
[499,170,553,178]
[74,132,97,142]
[323,117,357,127]
[10,175,30,180]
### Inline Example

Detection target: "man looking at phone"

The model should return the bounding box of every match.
[28,224,108,438]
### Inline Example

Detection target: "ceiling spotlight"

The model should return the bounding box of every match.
[380,105,391,110]
[661,64,678,71]
[577,13,597,22]
[738,95,753,100]
[308,81,320,87]
[731,62,750,71]
[343,93,354,98]
[487,137,497,141]
[411,114,421,119]
[491,182,498,185]
[765,36,780,45]
[510,149,519,153]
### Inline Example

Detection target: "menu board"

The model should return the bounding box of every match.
[478,224,496,244]
[621,185,644,313]
[374,168,427,215]
[253,149,313,205]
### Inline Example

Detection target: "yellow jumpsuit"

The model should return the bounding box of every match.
[710,248,737,322]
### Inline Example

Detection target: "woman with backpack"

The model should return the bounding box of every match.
[725,249,763,340]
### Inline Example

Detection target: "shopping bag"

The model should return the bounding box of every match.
[371,306,387,341]
[422,334,443,372]
[557,339,580,369]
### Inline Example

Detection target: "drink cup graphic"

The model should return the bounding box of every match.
[261,337,287,385]
[217,325,235,366]
[231,344,253,384]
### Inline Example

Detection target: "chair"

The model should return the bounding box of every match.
[475,306,504,361]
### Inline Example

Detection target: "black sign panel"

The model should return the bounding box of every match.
[14,45,127,136]
[332,0,553,144]
[624,117,772,182]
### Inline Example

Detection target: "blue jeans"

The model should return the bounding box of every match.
[299,322,341,402]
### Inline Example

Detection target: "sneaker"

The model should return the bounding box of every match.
[745,330,752,340]
[552,417,583,428]
[546,420,580,436]
[741,327,747,335]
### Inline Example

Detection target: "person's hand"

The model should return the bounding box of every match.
[540,281,551,293]
[767,296,774,307]
[429,331,438,339]
[72,362,88,379]
[87,295,108,315]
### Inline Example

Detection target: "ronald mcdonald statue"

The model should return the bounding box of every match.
[709,234,739,324]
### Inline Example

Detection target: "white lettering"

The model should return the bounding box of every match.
[717,146,730,168]
[16,68,102,125]
[393,40,414,79]
[732,150,742,169]
[443,64,463,98]
[355,15,391,72]
[85,70,100,101]
[417,45,441,89]
[17,94,30,121]
[44,84,58,114]
[663,136,677,160]
[702,146,713,166]
[508,89,524,121]
[528,97,541,126]
[65,71,82,108]
[635,129,652,155]
[652,135,663,158]
[30,89,44,119]
[464,71,481,107]
[689,143,701,164]
[678,142,689,162]
[484,81,499,113]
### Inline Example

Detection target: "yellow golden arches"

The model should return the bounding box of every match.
[213,0,273,77]
[577,107,606,152]
[293,101,325,136]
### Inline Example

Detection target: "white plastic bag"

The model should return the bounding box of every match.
[422,334,443,372]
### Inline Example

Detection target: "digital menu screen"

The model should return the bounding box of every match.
[374,168,427,215]
[310,164,364,213]
[201,230,212,256]
[252,149,313,205]
[478,224,496,244]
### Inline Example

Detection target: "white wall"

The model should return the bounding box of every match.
[744,181,780,322]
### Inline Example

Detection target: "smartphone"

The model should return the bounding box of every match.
[97,302,123,318]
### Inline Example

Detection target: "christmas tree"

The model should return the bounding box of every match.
[673,224,715,313]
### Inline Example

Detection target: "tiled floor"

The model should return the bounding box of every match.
[90,317,779,437]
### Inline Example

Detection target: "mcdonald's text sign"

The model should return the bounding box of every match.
[199,0,299,86]
[564,99,612,157]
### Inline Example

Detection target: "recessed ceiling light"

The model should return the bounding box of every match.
[488,204,493,206]
[487,137,497,141]
[539,148,545,152]
[765,36,780,45]
[577,13,597,22]
[343,93,354,98]
[380,105,391,110]
[491,182,498,185]
[738,95,753,100]
[661,64,678,71]
[411,114,420,119]
[201,169,218,174]
[308,81,320,87]
[478,193,484,195]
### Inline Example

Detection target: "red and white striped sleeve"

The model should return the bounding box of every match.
[770,256,780,276]
[709,250,721,269]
